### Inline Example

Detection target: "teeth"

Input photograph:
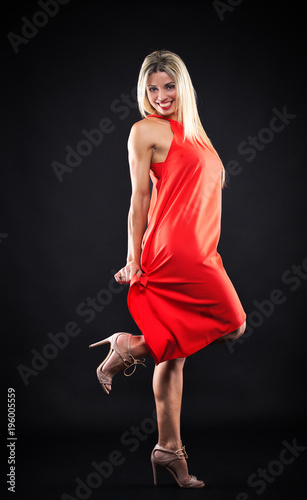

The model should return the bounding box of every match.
[158,101,172,108]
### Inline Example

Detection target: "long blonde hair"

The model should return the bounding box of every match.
[137,50,225,183]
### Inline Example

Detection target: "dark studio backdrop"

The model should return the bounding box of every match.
[1,1,307,499]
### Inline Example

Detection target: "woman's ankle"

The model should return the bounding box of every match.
[158,439,183,450]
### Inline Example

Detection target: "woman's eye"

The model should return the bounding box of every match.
[149,87,157,92]
[167,85,175,89]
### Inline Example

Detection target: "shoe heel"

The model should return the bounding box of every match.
[89,336,112,349]
[151,461,158,486]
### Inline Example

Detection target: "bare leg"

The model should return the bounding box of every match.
[152,358,195,485]
[209,321,246,346]
[153,358,185,448]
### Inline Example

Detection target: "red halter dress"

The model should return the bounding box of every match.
[127,115,246,364]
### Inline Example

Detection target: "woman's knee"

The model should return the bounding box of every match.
[166,357,186,371]
[232,321,246,339]
[154,357,185,379]
[153,358,185,398]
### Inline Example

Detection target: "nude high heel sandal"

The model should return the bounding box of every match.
[151,444,205,488]
[89,332,146,395]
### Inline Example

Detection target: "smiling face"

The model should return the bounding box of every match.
[146,71,178,119]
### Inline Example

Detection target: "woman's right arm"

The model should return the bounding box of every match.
[114,121,153,284]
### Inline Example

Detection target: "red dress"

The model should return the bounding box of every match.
[127,115,246,364]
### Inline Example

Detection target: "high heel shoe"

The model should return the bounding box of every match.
[89,332,146,395]
[151,444,205,488]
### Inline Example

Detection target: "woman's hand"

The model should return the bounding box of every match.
[114,261,142,285]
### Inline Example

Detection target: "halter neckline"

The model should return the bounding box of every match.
[146,114,179,123]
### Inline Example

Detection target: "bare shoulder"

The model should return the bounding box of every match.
[129,118,155,148]
[127,119,155,170]
[128,117,168,149]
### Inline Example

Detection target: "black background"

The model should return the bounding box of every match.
[1,1,307,499]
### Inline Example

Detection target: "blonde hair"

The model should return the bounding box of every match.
[137,50,225,183]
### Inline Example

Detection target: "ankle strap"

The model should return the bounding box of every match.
[123,356,146,377]
[178,445,188,459]
[113,333,146,376]
[153,444,188,460]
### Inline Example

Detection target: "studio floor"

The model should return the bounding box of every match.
[17,421,306,500]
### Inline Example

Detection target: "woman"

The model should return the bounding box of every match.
[89,50,246,488]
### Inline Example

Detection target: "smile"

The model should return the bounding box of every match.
[157,101,173,110]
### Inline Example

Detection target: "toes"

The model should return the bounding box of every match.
[101,383,111,395]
